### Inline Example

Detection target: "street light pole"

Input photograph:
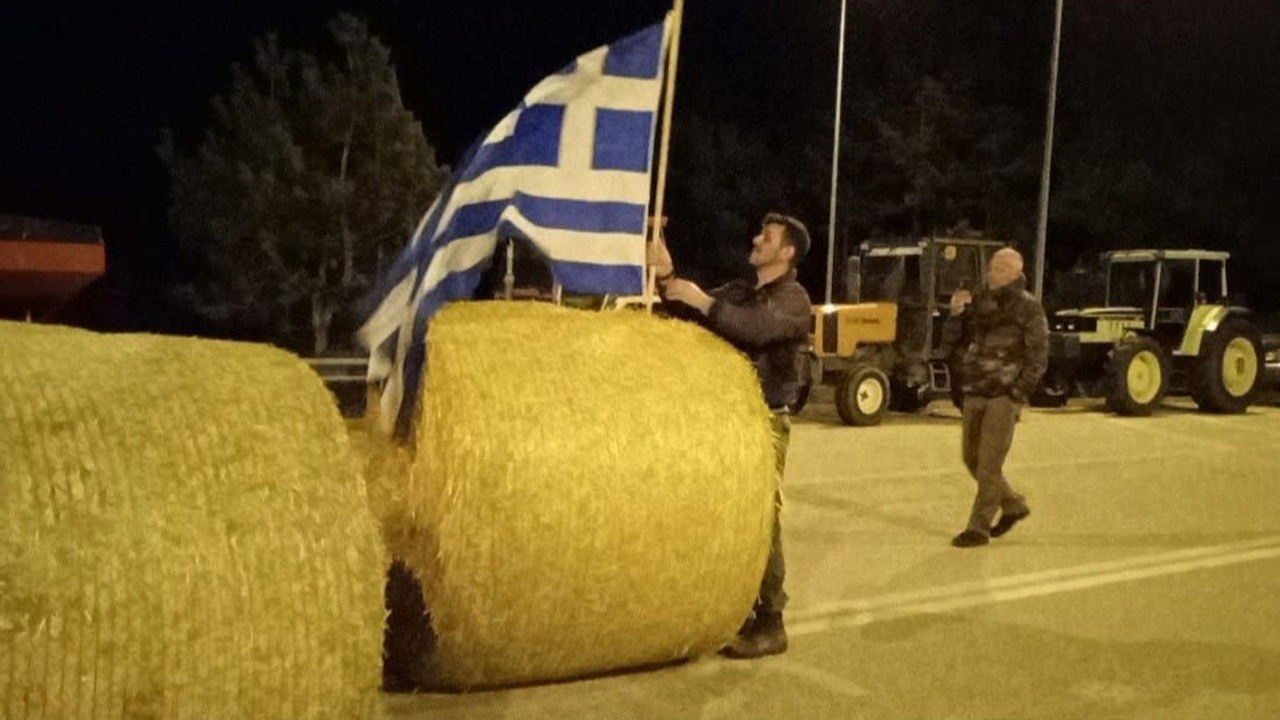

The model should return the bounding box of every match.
[825,0,848,306]
[1033,0,1065,300]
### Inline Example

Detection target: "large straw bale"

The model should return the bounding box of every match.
[372,302,779,690]
[0,321,385,720]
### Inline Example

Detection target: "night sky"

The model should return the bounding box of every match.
[5,0,1280,335]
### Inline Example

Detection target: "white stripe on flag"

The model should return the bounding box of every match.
[499,206,645,266]
[374,233,500,433]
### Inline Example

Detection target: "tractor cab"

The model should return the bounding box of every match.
[1106,249,1229,342]
[1044,249,1262,415]
[804,237,1005,425]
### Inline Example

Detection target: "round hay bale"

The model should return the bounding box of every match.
[0,321,385,720]
[375,302,779,690]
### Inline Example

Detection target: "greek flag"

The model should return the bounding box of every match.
[359,17,672,436]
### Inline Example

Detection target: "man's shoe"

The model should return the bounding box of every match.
[721,612,788,659]
[991,509,1030,538]
[951,529,990,548]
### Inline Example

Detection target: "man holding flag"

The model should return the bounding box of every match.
[649,213,813,659]
[361,0,807,664]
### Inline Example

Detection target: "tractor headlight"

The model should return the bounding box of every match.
[1051,317,1097,333]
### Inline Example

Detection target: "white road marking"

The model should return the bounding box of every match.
[789,535,1280,636]
[786,449,1211,488]
[770,662,871,698]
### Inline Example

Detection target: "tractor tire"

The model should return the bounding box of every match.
[889,379,929,413]
[835,365,890,426]
[792,353,814,414]
[1029,385,1069,408]
[1029,370,1070,408]
[1104,336,1170,416]
[1191,318,1264,414]
[793,381,812,415]
[949,362,965,411]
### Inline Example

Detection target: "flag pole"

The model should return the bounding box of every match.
[646,0,685,312]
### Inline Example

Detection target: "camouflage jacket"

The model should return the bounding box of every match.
[940,276,1049,402]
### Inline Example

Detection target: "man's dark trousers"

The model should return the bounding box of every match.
[756,409,790,614]
[961,395,1029,536]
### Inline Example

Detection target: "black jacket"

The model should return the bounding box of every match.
[702,270,813,409]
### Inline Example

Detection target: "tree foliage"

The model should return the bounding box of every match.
[850,74,1038,242]
[160,14,445,354]
[662,0,1280,312]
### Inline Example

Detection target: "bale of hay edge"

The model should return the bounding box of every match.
[370,302,779,690]
[0,321,386,720]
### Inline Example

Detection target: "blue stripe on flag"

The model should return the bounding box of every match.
[549,259,645,295]
[440,200,509,242]
[368,183,457,314]
[513,193,647,234]
[394,263,490,437]
[410,196,646,294]
[593,109,654,172]
[459,104,565,182]
[603,23,665,79]
[403,200,505,299]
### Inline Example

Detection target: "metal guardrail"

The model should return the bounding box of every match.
[304,357,368,383]
[304,358,370,418]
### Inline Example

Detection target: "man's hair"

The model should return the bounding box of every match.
[762,213,810,265]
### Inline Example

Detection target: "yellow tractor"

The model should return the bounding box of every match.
[1041,249,1265,414]
[799,237,1006,425]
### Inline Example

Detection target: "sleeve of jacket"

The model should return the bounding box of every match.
[706,282,810,348]
[1013,299,1050,401]
[937,311,968,361]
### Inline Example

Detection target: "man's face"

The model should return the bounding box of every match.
[987,251,1023,290]
[749,223,790,268]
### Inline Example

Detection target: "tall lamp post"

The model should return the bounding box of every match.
[825,0,849,305]
[1033,0,1065,300]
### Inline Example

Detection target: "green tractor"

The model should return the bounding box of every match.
[1040,249,1265,414]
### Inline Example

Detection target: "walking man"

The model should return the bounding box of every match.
[941,247,1048,548]
[648,213,812,657]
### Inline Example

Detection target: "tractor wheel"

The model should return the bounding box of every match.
[835,365,890,426]
[949,362,965,411]
[793,382,812,415]
[1029,369,1070,408]
[1191,318,1264,413]
[1105,336,1170,416]
[889,379,929,413]
[1029,385,1069,408]
[792,353,814,414]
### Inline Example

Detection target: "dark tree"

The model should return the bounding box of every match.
[160,14,446,354]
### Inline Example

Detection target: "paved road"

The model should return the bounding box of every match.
[389,390,1280,719]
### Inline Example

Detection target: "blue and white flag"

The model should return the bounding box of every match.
[359,17,672,436]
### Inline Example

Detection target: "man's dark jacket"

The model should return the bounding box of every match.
[699,270,812,410]
[940,275,1049,403]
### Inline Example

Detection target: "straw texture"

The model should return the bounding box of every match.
[0,321,385,720]
[369,302,778,690]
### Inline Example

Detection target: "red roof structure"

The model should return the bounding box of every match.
[0,215,106,320]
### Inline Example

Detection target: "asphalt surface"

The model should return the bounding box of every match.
[387,387,1280,719]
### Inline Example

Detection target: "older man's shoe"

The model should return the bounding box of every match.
[951,529,990,548]
[991,509,1030,538]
